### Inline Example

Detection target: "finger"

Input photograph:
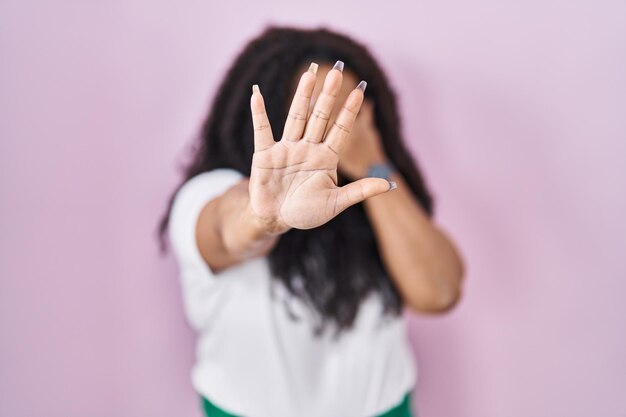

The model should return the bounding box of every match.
[281,63,318,143]
[332,177,394,215]
[251,84,274,152]
[323,81,367,155]
[302,61,344,144]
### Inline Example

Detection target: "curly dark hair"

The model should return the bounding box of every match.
[158,25,434,337]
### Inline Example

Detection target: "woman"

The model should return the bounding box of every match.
[159,26,464,417]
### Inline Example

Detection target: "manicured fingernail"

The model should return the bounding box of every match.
[388,181,397,191]
[308,62,318,74]
[356,80,367,92]
[252,84,260,94]
[333,60,344,72]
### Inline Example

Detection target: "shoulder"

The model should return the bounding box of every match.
[170,168,245,217]
[173,168,245,206]
[168,168,245,269]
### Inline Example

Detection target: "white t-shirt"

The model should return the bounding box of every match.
[168,168,418,417]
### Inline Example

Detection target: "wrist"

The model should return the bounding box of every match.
[244,200,290,238]
[341,156,390,180]
[365,160,397,181]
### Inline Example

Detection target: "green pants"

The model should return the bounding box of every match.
[201,391,414,417]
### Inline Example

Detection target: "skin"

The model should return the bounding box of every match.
[196,62,465,313]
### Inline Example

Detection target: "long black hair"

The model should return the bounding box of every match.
[159,26,434,337]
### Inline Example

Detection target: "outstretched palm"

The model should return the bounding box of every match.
[249,61,392,233]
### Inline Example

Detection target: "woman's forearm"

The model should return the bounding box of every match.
[196,178,280,274]
[363,172,465,313]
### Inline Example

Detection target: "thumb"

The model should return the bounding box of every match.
[333,177,395,215]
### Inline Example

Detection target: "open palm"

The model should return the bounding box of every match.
[248,61,393,233]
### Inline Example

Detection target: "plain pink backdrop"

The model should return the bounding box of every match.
[1,1,625,416]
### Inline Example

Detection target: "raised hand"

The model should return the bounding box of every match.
[248,61,394,234]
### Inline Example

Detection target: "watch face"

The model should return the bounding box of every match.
[367,163,393,179]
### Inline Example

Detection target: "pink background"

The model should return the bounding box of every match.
[1,1,625,416]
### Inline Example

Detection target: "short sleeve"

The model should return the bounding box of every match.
[168,168,245,280]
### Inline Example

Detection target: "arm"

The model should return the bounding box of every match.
[363,171,465,313]
[196,177,280,274]
[339,100,464,313]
